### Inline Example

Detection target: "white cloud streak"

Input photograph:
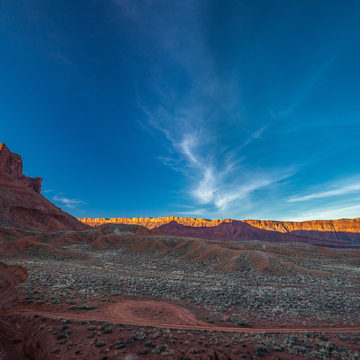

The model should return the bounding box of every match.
[287,203,360,221]
[53,194,84,209]
[270,57,336,119]
[289,178,360,202]
[114,1,295,216]
[244,125,269,146]
[169,131,294,213]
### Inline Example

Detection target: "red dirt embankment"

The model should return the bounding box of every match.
[5,264,28,281]
[0,265,61,359]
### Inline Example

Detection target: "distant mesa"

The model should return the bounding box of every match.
[79,216,233,229]
[0,143,42,193]
[79,215,360,244]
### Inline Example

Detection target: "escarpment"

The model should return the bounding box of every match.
[0,143,42,193]
[79,216,360,243]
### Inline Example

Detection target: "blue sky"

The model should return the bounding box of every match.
[1,0,360,221]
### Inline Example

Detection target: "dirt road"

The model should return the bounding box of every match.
[0,266,20,308]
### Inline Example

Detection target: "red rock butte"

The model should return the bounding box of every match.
[0,143,42,194]
[0,143,88,231]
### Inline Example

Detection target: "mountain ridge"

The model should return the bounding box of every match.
[79,216,360,242]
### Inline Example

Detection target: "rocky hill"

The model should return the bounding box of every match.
[0,143,89,231]
[155,220,315,243]
[0,143,42,193]
[156,221,359,246]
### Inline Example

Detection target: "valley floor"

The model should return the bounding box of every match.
[0,240,360,359]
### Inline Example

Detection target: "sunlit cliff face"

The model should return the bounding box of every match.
[78,216,360,234]
[78,216,233,229]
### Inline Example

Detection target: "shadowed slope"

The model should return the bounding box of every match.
[0,143,89,232]
[155,220,355,246]
[0,171,89,231]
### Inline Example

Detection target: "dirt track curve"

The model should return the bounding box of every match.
[0,267,19,308]
[0,267,31,360]
[1,267,360,334]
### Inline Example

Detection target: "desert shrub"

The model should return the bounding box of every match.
[138,349,149,355]
[95,340,105,348]
[254,345,270,356]
[237,320,252,328]
[129,333,138,341]
[103,327,113,334]
[56,333,67,340]
[156,344,167,352]
[100,322,110,330]
[145,340,156,348]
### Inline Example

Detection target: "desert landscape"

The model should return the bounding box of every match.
[3,1,360,358]
[0,144,359,360]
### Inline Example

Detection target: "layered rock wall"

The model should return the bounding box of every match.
[0,143,42,193]
[79,216,234,229]
[78,216,360,241]
[244,218,360,239]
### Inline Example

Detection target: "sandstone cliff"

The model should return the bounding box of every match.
[78,216,360,242]
[0,143,42,193]
[0,143,89,231]
[78,216,233,229]
[244,218,360,242]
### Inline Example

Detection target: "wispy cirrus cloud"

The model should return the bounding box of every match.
[53,194,84,209]
[156,128,294,214]
[243,125,269,146]
[114,1,297,217]
[42,189,53,193]
[289,177,360,202]
[270,57,336,120]
[285,202,360,221]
